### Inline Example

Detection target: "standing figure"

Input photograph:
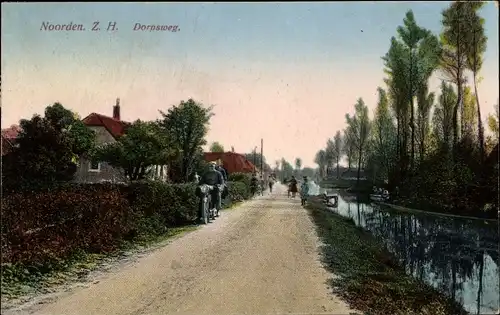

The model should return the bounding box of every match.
[289,176,298,198]
[250,173,259,196]
[268,175,275,193]
[300,176,310,206]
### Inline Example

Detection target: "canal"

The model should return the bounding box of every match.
[324,190,499,315]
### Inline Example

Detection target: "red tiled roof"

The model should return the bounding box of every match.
[1,125,21,140]
[82,113,129,138]
[204,152,257,174]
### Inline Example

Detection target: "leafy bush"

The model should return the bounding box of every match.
[227,181,250,202]
[126,181,198,226]
[228,172,252,187]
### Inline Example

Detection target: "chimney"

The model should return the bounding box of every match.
[113,98,121,120]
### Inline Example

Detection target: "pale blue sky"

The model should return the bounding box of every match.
[2,2,498,167]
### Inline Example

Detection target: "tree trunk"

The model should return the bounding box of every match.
[410,98,415,174]
[409,47,415,176]
[336,157,340,179]
[419,114,425,163]
[356,146,363,186]
[453,82,462,155]
[474,73,485,163]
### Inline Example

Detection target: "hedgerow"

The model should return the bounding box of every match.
[1,176,254,267]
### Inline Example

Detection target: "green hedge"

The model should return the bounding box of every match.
[127,181,199,226]
[227,181,250,202]
[1,176,254,267]
[228,172,252,188]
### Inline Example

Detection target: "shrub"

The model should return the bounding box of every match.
[227,180,250,202]
[228,172,252,188]
[126,181,198,226]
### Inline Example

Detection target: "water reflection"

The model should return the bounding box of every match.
[325,190,499,315]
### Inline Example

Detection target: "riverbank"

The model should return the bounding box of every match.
[305,197,467,315]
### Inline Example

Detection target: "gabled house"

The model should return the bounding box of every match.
[75,98,168,183]
[74,98,129,183]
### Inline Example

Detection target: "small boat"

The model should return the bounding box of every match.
[370,194,390,202]
[322,193,339,207]
[370,187,390,202]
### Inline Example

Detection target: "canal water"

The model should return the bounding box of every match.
[323,190,499,315]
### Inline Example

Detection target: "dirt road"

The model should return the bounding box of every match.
[5,185,358,315]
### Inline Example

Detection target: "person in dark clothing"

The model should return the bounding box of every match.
[201,162,224,186]
[250,173,259,196]
[215,164,228,182]
[289,176,298,198]
[200,162,225,212]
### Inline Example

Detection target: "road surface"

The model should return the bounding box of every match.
[5,184,358,315]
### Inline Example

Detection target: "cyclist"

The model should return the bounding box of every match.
[200,162,225,214]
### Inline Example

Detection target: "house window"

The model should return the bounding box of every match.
[89,160,101,172]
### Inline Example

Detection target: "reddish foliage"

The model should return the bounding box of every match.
[1,184,133,265]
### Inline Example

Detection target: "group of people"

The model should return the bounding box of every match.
[250,172,276,196]
[287,175,310,206]
[195,161,229,213]
[195,161,312,216]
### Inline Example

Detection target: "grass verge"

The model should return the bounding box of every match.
[305,197,467,315]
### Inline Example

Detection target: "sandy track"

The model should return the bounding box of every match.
[4,185,357,315]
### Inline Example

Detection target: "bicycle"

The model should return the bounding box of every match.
[196,184,222,224]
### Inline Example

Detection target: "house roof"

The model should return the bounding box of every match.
[204,152,257,174]
[1,125,21,156]
[82,113,129,138]
[1,125,21,140]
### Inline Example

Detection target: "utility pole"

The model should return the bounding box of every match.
[260,138,264,177]
[253,146,257,173]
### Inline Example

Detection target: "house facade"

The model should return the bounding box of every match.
[75,98,168,183]
[74,99,128,183]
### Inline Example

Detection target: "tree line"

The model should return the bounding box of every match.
[314,2,498,216]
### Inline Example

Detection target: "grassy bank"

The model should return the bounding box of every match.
[305,197,467,315]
